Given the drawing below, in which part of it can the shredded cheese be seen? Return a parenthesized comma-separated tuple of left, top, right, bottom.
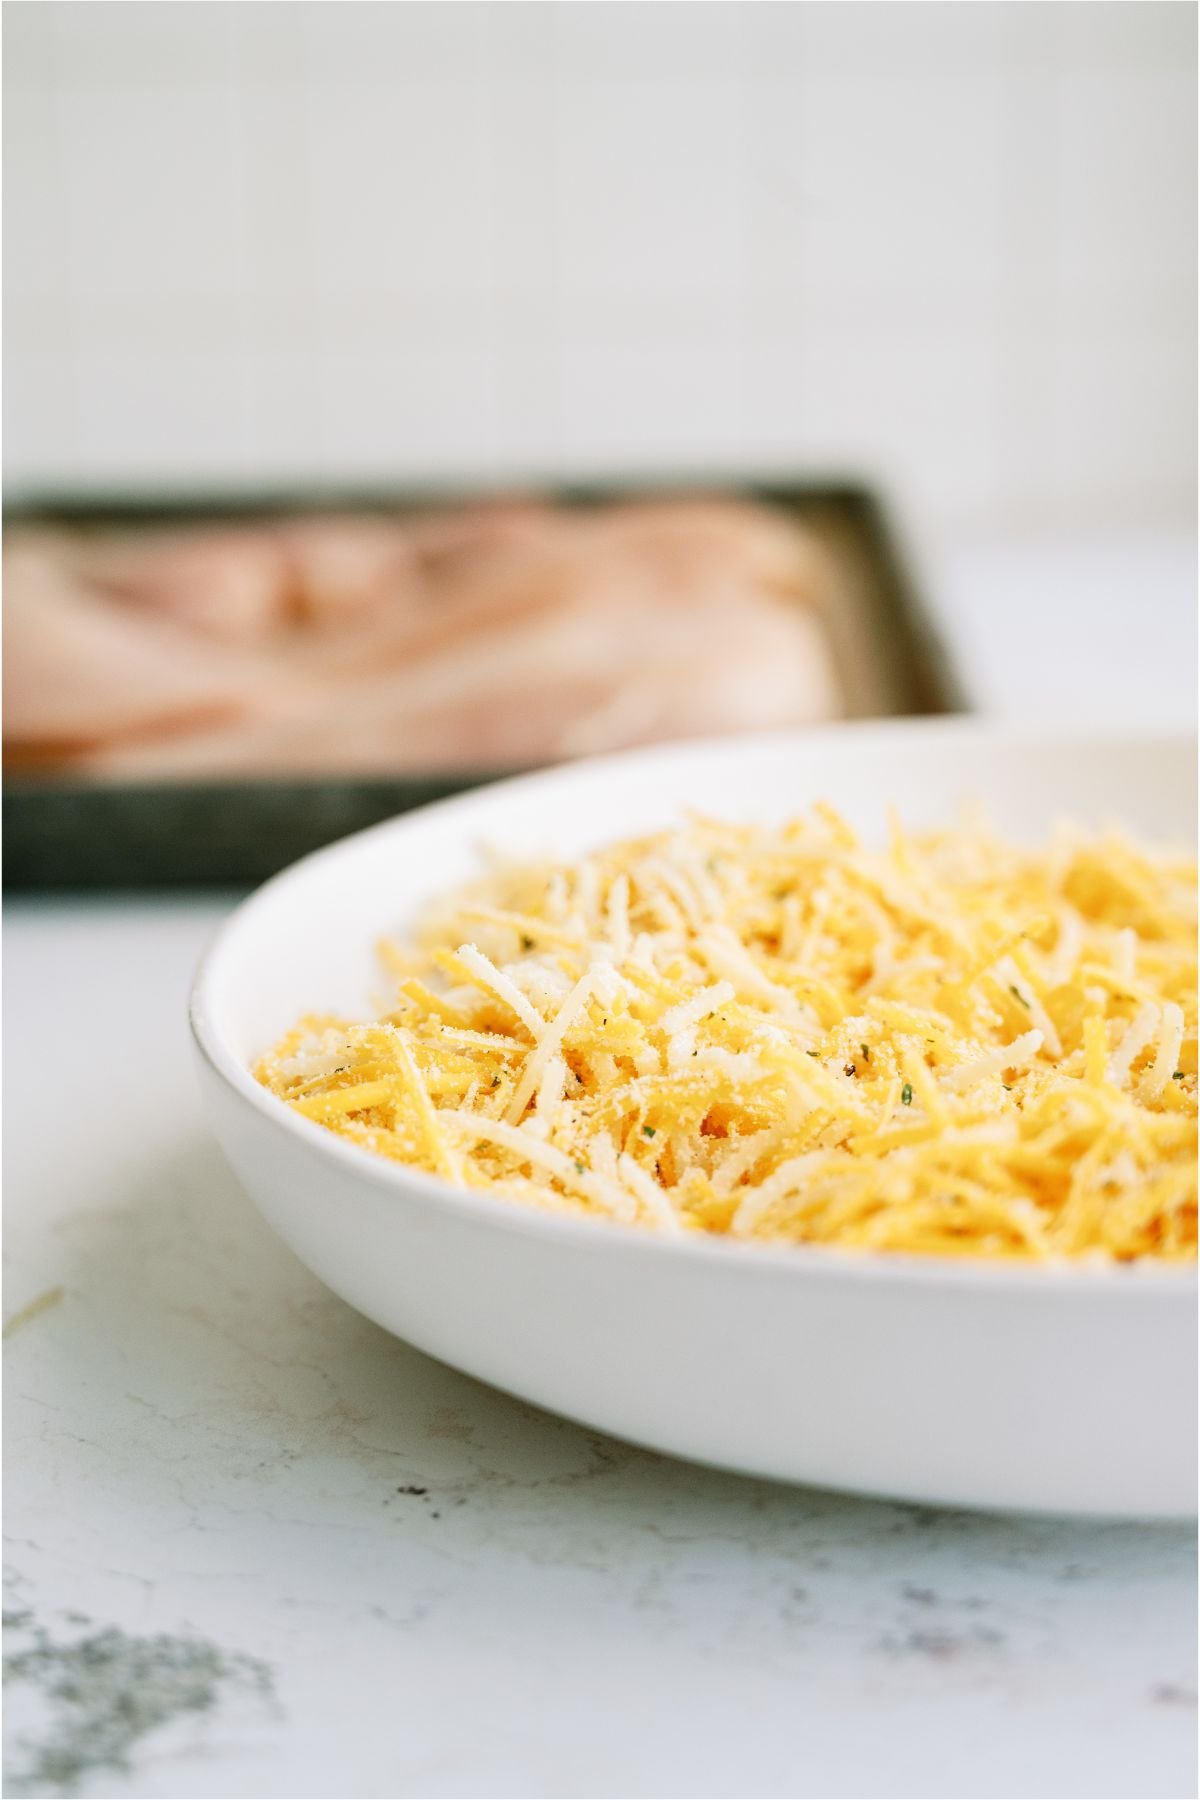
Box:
(256, 807, 1198, 1263)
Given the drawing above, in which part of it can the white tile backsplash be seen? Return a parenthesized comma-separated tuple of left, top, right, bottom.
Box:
(65, 343, 257, 482)
(478, 80, 563, 310)
(2, 73, 71, 313)
(793, 323, 1008, 525)
(300, 1, 490, 86)
(3, 0, 1194, 536)
(556, 336, 752, 467)
(30, 0, 241, 85)
(314, 342, 504, 473)
(782, 70, 1009, 317)
(302, 78, 493, 307)
(1049, 0, 1197, 70)
(553, 2, 749, 80)
(792, 1, 1012, 73)
(57, 80, 256, 307)
(1046, 323, 1198, 524)
(556, 78, 749, 313)
(1054, 66, 1197, 329)
(2, 344, 80, 479)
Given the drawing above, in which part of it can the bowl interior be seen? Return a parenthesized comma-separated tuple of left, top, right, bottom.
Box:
(198, 721, 1195, 1074)
(197, 721, 1196, 1068)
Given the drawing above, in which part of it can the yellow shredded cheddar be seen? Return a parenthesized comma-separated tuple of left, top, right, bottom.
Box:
(256, 807, 1198, 1262)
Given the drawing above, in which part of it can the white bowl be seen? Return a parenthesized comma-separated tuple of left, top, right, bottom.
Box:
(191, 720, 1197, 1518)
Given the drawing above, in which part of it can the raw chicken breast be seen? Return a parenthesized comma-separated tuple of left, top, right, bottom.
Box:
(64, 526, 291, 642)
(5, 496, 844, 778)
(3, 538, 274, 754)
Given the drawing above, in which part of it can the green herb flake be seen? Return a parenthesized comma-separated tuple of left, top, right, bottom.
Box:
(806, 1050, 820, 1059)
(859, 1043, 870, 1062)
(643, 1125, 656, 1138)
(1172, 1069, 1186, 1081)
(574, 1161, 586, 1175)
(521, 934, 535, 951)
(491, 1074, 501, 1087)
(1009, 984, 1030, 1007)
(900, 1082, 913, 1106)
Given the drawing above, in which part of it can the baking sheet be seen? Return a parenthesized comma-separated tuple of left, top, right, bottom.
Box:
(3, 480, 965, 888)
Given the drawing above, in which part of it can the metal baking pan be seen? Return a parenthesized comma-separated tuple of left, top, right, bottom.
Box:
(3, 478, 966, 889)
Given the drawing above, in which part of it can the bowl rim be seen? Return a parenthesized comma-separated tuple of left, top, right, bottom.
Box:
(191, 716, 1198, 1297)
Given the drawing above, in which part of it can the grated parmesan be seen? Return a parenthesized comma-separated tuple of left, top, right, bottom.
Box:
(256, 806, 1198, 1263)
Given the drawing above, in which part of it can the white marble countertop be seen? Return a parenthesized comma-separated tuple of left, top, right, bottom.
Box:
(5, 533, 1197, 1800)
(919, 528, 1196, 730)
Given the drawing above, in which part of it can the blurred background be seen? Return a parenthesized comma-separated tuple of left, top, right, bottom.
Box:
(3, 0, 1197, 880)
(6, 0, 1196, 526)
